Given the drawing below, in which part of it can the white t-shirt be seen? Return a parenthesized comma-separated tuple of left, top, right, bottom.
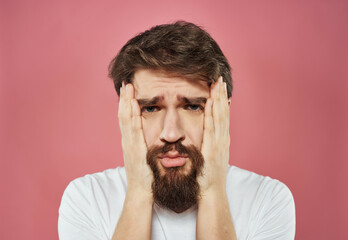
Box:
(58, 166, 296, 240)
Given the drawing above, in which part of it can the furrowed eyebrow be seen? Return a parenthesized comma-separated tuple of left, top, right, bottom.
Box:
(178, 96, 207, 104)
(136, 96, 207, 106)
(137, 96, 164, 106)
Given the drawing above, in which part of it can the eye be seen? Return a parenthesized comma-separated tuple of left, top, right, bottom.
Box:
(185, 104, 204, 112)
(141, 106, 160, 113)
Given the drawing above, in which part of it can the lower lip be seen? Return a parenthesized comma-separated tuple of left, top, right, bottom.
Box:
(160, 157, 187, 168)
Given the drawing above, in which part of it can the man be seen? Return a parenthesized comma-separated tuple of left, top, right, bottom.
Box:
(58, 21, 295, 240)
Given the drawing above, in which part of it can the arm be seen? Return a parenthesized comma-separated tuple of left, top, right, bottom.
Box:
(112, 189, 153, 239)
(112, 82, 154, 240)
(197, 187, 237, 240)
(196, 77, 237, 240)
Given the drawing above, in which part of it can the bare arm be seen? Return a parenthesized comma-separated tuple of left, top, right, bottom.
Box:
(196, 77, 237, 240)
(197, 187, 236, 240)
(112, 189, 153, 240)
(112, 83, 154, 240)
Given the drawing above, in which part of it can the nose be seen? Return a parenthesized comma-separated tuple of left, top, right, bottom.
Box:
(159, 108, 185, 144)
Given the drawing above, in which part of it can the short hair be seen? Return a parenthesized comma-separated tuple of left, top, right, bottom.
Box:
(108, 20, 233, 98)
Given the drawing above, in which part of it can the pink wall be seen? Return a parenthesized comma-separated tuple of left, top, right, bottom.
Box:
(1, 0, 347, 239)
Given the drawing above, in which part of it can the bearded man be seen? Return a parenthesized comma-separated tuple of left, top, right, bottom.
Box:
(58, 21, 296, 240)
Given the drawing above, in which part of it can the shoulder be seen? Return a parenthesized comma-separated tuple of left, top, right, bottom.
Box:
(69, 167, 126, 187)
(58, 167, 127, 239)
(227, 165, 294, 201)
(60, 167, 127, 209)
(227, 166, 296, 239)
(63, 167, 126, 193)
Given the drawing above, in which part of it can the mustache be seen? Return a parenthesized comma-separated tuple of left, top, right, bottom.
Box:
(147, 141, 194, 157)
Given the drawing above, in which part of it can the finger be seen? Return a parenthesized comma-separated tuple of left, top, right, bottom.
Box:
(131, 99, 142, 131)
(118, 82, 132, 136)
(223, 82, 228, 99)
(217, 76, 228, 103)
(219, 80, 229, 109)
(223, 82, 231, 124)
(131, 99, 148, 150)
(210, 76, 221, 100)
(126, 83, 135, 100)
(203, 98, 214, 132)
(219, 77, 225, 99)
(118, 81, 129, 118)
(120, 81, 126, 98)
(122, 83, 134, 119)
(202, 98, 214, 153)
(213, 77, 229, 137)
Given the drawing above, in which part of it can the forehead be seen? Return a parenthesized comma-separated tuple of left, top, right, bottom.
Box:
(133, 69, 210, 99)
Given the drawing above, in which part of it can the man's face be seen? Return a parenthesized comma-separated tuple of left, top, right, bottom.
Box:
(133, 69, 210, 212)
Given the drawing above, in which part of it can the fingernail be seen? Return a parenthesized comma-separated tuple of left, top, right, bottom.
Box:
(219, 76, 223, 85)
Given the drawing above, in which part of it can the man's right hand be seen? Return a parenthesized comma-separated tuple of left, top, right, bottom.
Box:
(118, 81, 153, 197)
(113, 81, 154, 240)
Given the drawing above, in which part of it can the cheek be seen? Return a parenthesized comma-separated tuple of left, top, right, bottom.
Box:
(181, 114, 204, 149)
(142, 116, 162, 147)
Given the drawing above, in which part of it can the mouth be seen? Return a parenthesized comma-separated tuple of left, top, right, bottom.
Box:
(159, 152, 188, 168)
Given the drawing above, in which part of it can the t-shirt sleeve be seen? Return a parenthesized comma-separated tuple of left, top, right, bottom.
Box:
(58, 179, 105, 240)
(250, 180, 296, 240)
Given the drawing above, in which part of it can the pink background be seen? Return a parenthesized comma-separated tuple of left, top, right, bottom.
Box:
(1, 0, 347, 239)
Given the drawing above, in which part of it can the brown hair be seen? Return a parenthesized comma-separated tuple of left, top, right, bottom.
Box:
(108, 20, 233, 98)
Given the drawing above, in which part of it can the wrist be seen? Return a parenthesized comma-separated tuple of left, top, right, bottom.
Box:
(200, 175, 226, 195)
(126, 187, 154, 206)
(199, 183, 227, 204)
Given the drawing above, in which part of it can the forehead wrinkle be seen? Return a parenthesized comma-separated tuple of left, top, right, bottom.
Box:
(137, 95, 164, 105)
(177, 95, 207, 104)
(151, 81, 188, 90)
(134, 81, 186, 99)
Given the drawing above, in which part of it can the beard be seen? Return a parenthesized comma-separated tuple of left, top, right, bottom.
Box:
(146, 141, 204, 213)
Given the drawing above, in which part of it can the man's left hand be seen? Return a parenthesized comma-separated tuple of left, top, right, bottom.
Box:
(199, 76, 230, 195)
